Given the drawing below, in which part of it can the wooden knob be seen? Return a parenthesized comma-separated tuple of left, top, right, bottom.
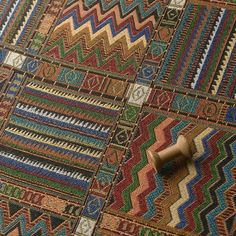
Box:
(147, 135, 193, 171)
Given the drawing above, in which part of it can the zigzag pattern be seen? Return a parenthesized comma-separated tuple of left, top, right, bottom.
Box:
(108, 115, 236, 236)
(48, 20, 145, 61)
(198, 135, 236, 235)
(215, 181, 236, 235)
(128, 117, 175, 217)
(44, 36, 138, 77)
(44, 0, 165, 77)
(148, 120, 191, 222)
(176, 130, 222, 229)
(82, 0, 164, 20)
(0, 200, 71, 236)
(110, 115, 184, 216)
(58, 1, 155, 43)
(109, 114, 162, 212)
(168, 128, 213, 227)
(0, 1, 235, 235)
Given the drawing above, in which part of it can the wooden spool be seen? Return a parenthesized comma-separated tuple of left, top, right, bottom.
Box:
(147, 135, 193, 171)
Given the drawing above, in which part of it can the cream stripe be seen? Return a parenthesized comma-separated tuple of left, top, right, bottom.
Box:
(191, 9, 225, 89)
(211, 32, 236, 95)
(168, 128, 213, 227)
(5, 127, 101, 158)
(27, 82, 120, 110)
(12, 0, 38, 45)
(0, 0, 21, 36)
(55, 17, 147, 50)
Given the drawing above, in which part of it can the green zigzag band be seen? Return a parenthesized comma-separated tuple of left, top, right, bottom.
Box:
(193, 132, 231, 233)
(121, 116, 165, 212)
(43, 38, 138, 74)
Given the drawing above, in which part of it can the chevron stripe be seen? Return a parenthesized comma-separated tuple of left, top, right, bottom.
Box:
(176, 130, 222, 230)
(147, 120, 182, 220)
(143, 120, 190, 220)
(215, 182, 236, 235)
(110, 114, 164, 210)
(168, 128, 212, 227)
(185, 132, 229, 233)
(52, 18, 147, 58)
(181, 131, 226, 231)
(120, 116, 167, 214)
(110, 116, 182, 217)
(128, 119, 173, 215)
(82, 0, 163, 20)
(44, 38, 137, 76)
(142, 118, 178, 219)
(0, 211, 48, 236)
(196, 135, 236, 235)
(58, 2, 153, 42)
(44, 0, 166, 76)
(61, 1, 155, 36)
(0, 209, 67, 236)
(205, 137, 236, 234)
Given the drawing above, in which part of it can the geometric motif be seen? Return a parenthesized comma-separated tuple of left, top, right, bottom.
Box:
(42, 0, 169, 79)
(98, 212, 173, 235)
(111, 126, 132, 147)
(102, 146, 125, 172)
(75, 217, 96, 236)
(226, 107, 236, 123)
(22, 57, 41, 73)
(4, 51, 26, 69)
(137, 64, 157, 85)
(57, 67, 85, 86)
(156, 3, 236, 99)
(91, 170, 113, 196)
(107, 111, 236, 236)
(82, 195, 105, 220)
(0, 79, 121, 200)
(0, 199, 74, 235)
(121, 104, 140, 123)
(127, 84, 151, 106)
(0, 0, 236, 235)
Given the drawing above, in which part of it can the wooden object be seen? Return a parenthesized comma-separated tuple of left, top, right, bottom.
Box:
(147, 135, 193, 171)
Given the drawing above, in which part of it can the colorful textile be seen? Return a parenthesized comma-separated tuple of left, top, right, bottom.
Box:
(0, 0, 235, 235)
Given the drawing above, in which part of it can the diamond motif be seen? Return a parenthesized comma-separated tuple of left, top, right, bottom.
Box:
(4, 52, 26, 69)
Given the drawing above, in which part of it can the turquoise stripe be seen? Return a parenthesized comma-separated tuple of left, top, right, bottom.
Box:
(206, 140, 236, 234)
(10, 115, 105, 149)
